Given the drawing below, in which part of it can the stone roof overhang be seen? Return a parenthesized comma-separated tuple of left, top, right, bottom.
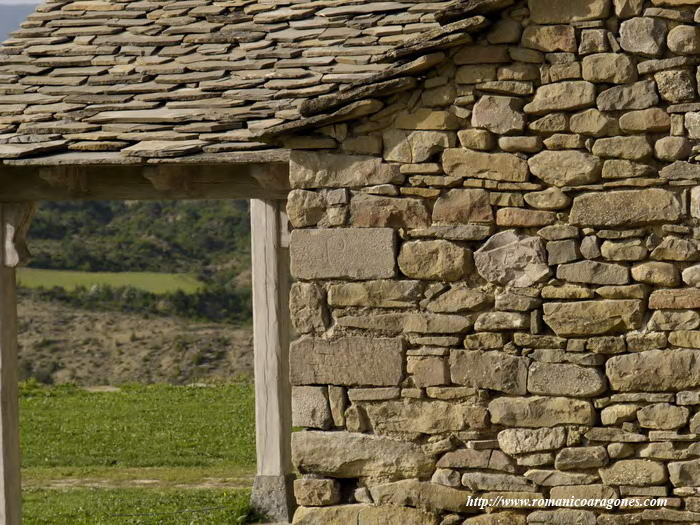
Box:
(0, 0, 488, 166)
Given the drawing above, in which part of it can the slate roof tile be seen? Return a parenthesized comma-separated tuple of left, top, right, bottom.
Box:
(0, 0, 493, 161)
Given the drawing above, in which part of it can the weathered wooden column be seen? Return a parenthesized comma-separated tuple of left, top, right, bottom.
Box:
(0, 203, 34, 525)
(250, 199, 294, 522)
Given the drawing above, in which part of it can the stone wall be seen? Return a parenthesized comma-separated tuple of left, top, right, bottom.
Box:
(284, 1, 700, 523)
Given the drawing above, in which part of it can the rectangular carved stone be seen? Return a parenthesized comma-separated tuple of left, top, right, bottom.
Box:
(290, 228, 396, 280)
(607, 349, 700, 392)
(543, 300, 644, 336)
(290, 150, 400, 189)
(450, 350, 528, 395)
(570, 189, 683, 227)
(290, 337, 403, 387)
(363, 400, 488, 434)
(292, 431, 434, 479)
(649, 289, 700, 309)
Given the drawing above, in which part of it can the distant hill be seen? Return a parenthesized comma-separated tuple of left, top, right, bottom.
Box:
(0, 4, 36, 42)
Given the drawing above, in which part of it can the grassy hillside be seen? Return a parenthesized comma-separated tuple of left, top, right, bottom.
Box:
(25, 200, 253, 325)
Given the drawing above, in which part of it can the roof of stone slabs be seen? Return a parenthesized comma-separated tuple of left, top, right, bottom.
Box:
(0, 0, 494, 164)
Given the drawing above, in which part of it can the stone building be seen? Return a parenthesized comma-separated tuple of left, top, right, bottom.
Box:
(4, 0, 700, 523)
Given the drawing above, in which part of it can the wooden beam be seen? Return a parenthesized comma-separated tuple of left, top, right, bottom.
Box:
(250, 199, 294, 522)
(0, 163, 290, 202)
(0, 203, 33, 525)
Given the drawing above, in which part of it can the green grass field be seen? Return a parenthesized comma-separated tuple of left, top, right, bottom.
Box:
(20, 382, 259, 524)
(18, 269, 205, 295)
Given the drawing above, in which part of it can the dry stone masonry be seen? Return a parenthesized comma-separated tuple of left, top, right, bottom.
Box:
(270, 0, 700, 523)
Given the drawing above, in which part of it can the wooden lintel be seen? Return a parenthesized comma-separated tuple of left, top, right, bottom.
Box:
(0, 162, 290, 202)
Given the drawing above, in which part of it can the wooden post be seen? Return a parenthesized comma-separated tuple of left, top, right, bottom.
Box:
(250, 199, 294, 522)
(0, 203, 34, 525)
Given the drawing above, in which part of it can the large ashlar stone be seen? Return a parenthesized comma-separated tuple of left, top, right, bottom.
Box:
(669, 459, 700, 488)
(557, 261, 629, 285)
(592, 136, 652, 161)
(290, 337, 403, 387)
(525, 470, 599, 487)
(294, 478, 340, 507)
(528, 510, 596, 525)
(426, 285, 491, 313)
(582, 53, 636, 84)
(619, 108, 670, 133)
(596, 81, 659, 111)
(398, 240, 472, 281)
(336, 313, 473, 335)
(291, 229, 395, 280)
(496, 208, 555, 228)
(599, 460, 667, 486)
(637, 403, 689, 430)
(668, 25, 700, 55)
(293, 504, 438, 525)
(350, 194, 430, 228)
(442, 149, 529, 182)
(661, 161, 700, 180)
(606, 349, 700, 392)
(290, 151, 399, 189)
(450, 350, 529, 395)
(290, 282, 329, 334)
(472, 96, 525, 135)
(619, 17, 667, 56)
(655, 70, 696, 104)
(686, 113, 700, 140)
(528, 150, 602, 187)
(465, 513, 528, 525)
(498, 427, 566, 455)
(650, 289, 700, 309)
(292, 386, 332, 429)
(364, 400, 487, 434)
(432, 189, 494, 224)
(570, 189, 682, 227)
(524, 187, 570, 210)
(474, 230, 550, 288)
(438, 448, 515, 472)
(287, 190, 326, 228)
(528, 0, 611, 23)
(648, 310, 700, 331)
(383, 129, 456, 164)
(631, 262, 679, 287)
(462, 472, 535, 492)
(527, 362, 607, 397)
(525, 81, 596, 115)
(489, 396, 596, 427)
(368, 479, 468, 514)
(327, 280, 422, 308)
(570, 109, 619, 137)
(521, 25, 576, 53)
(543, 300, 644, 336)
(555, 447, 608, 471)
(292, 432, 434, 479)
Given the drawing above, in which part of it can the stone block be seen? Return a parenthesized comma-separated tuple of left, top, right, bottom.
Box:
(474, 230, 550, 288)
(290, 151, 399, 189)
(442, 148, 529, 182)
(364, 400, 488, 434)
(527, 362, 607, 397)
(294, 478, 341, 507)
(528, 150, 602, 187)
(607, 349, 700, 391)
(290, 337, 403, 387)
(570, 189, 682, 227)
(292, 386, 332, 429)
(543, 300, 644, 336)
(450, 350, 528, 395)
(432, 189, 494, 224)
(398, 240, 472, 281)
(349, 194, 429, 228)
(489, 396, 596, 427)
(290, 228, 395, 280)
(529, 0, 611, 23)
(498, 427, 567, 455)
(290, 283, 328, 334)
(327, 280, 422, 308)
(292, 431, 434, 479)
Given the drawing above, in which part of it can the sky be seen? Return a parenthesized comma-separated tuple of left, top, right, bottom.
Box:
(0, 1, 40, 4)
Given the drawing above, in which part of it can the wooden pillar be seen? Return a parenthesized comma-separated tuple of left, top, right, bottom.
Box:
(249, 199, 294, 522)
(0, 203, 34, 525)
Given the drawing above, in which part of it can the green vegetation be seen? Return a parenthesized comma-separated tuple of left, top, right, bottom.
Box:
(25, 200, 254, 324)
(18, 269, 204, 295)
(21, 382, 259, 524)
(21, 382, 256, 469)
(24, 488, 255, 525)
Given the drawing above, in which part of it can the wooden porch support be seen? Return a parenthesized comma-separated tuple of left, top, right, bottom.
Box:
(249, 199, 294, 522)
(0, 203, 35, 525)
